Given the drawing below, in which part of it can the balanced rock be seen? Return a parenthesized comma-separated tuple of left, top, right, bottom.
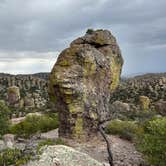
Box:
(7, 86, 20, 106)
(49, 29, 123, 140)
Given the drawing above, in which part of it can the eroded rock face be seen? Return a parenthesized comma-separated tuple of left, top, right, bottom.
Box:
(49, 29, 123, 140)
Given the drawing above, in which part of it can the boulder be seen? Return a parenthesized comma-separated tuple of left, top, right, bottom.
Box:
(154, 100, 166, 116)
(109, 101, 130, 119)
(27, 145, 104, 166)
(110, 101, 130, 113)
(3, 134, 15, 149)
(7, 86, 20, 106)
(49, 29, 123, 140)
(24, 96, 35, 108)
(139, 96, 150, 111)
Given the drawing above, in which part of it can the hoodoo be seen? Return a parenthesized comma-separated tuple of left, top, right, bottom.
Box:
(49, 29, 123, 140)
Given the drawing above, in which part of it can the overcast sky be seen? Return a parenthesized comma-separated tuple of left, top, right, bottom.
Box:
(0, 0, 166, 76)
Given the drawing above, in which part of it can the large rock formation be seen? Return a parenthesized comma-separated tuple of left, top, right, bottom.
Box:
(49, 29, 123, 140)
(7, 86, 20, 106)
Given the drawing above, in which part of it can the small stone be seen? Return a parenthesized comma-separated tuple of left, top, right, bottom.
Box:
(3, 134, 15, 148)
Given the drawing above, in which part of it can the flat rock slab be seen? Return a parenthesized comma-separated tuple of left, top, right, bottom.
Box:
(27, 145, 105, 166)
(40, 129, 59, 140)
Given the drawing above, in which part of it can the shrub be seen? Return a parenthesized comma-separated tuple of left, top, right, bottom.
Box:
(126, 109, 157, 122)
(0, 148, 30, 166)
(105, 119, 143, 141)
(0, 101, 11, 136)
(10, 113, 59, 138)
(86, 29, 94, 34)
(137, 117, 166, 166)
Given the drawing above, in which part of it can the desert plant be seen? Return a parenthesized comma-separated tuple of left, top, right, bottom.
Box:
(105, 119, 144, 141)
(86, 29, 94, 34)
(0, 148, 31, 166)
(137, 117, 166, 166)
(10, 113, 59, 138)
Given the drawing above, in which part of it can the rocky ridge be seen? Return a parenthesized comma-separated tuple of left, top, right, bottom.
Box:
(111, 73, 166, 104)
(0, 73, 49, 109)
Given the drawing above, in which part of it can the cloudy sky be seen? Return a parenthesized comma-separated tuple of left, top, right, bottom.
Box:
(0, 0, 166, 76)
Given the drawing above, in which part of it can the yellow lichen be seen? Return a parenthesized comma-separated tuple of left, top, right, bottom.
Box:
(139, 96, 150, 111)
(83, 56, 96, 76)
(68, 103, 83, 114)
(110, 57, 121, 91)
(74, 117, 83, 139)
(59, 60, 71, 66)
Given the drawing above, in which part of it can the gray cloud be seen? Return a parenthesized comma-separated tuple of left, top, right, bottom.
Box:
(0, 0, 166, 75)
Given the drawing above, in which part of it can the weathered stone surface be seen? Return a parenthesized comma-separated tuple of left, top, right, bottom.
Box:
(110, 101, 130, 113)
(24, 96, 35, 108)
(7, 86, 20, 106)
(27, 145, 104, 166)
(109, 101, 131, 119)
(139, 96, 150, 111)
(154, 100, 166, 116)
(49, 29, 123, 140)
(3, 134, 15, 149)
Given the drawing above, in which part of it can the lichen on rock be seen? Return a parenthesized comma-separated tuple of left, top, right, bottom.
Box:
(7, 86, 20, 106)
(139, 96, 150, 111)
(49, 29, 123, 140)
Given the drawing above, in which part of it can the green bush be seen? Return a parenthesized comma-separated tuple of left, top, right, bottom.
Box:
(137, 117, 166, 166)
(0, 101, 11, 136)
(0, 148, 30, 166)
(105, 119, 143, 141)
(86, 29, 94, 34)
(10, 113, 59, 138)
(126, 109, 157, 122)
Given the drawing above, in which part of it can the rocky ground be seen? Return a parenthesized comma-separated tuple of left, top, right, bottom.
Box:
(65, 134, 144, 166)
(30, 129, 144, 166)
(0, 128, 145, 166)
